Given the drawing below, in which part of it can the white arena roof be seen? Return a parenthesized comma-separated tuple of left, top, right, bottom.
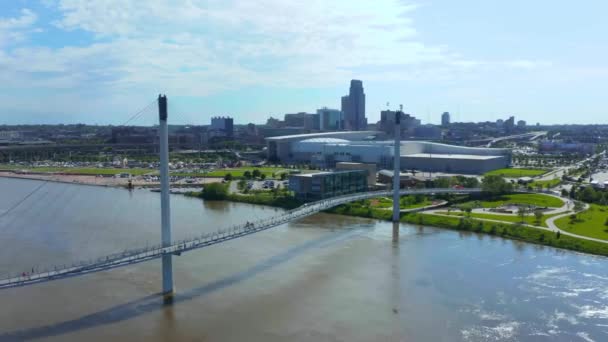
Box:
(298, 138, 350, 144)
(403, 153, 504, 160)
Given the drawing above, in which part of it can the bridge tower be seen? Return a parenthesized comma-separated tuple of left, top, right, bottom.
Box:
(393, 108, 402, 222)
(158, 94, 174, 301)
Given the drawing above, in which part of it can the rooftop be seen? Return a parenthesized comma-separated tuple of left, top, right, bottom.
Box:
(265, 131, 380, 141)
(402, 153, 504, 160)
(290, 169, 368, 178)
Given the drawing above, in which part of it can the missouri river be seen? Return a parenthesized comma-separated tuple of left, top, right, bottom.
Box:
(0, 177, 607, 341)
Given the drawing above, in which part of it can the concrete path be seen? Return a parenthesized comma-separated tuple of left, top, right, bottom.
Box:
(467, 193, 571, 216)
(381, 200, 448, 213)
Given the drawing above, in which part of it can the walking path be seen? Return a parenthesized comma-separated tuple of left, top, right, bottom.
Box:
(424, 202, 607, 244)
(468, 193, 571, 216)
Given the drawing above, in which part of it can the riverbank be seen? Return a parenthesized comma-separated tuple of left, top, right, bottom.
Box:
(184, 189, 608, 257)
(326, 203, 608, 257)
(0, 171, 221, 188)
(185, 190, 302, 209)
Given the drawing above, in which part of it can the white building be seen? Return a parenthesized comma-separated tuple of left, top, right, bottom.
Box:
(266, 132, 511, 174)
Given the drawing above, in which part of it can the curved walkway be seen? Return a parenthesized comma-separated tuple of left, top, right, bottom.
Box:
(469, 192, 571, 216)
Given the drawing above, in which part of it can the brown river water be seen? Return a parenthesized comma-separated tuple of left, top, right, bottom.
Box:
(0, 177, 607, 341)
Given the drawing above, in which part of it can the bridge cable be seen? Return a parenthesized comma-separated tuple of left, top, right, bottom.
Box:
(0, 180, 48, 220)
(119, 100, 157, 126)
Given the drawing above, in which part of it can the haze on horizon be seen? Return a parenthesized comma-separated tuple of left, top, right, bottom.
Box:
(0, 0, 607, 126)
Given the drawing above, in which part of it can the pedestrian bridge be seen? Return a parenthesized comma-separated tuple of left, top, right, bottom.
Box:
(0, 188, 480, 290)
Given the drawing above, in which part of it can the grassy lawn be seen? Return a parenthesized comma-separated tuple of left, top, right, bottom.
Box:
(462, 193, 564, 208)
(367, 196, 433, 210)
(484, 168, 548, 177)
(204, 167, 300, 178)
(529, 178, 561, 189)
(554, 204, 608, 241)
(435, 211, 560, 227)
(0, 164, 22, 170)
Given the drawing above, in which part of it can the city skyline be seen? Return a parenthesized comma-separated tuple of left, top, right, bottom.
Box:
(1, 1, 607, 125)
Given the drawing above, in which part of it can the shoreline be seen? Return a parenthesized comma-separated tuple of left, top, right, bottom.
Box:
(0, 172, 222, 189)
(185, 192, 608, 257)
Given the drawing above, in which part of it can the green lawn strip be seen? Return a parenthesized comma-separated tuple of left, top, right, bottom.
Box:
(554, 204, 608, 241)
(434, 211, 560, 228)
(367, 197, 434, 210)
(461, 193, 564, 208)
(484, 168, 548, 177)
(529, 178, 562, 189)
(205, 167, 294, 178)
(0, 164, 23, 170)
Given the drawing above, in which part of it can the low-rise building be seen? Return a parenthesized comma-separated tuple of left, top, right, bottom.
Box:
(288, 170, 368, 201)
(335, 162, 376, 187)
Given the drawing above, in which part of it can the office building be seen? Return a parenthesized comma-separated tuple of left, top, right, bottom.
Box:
(504, 116, 515, 132)
(335, 162, 377, 186)
(288, 170, 368, 201)
(378, 110, 420, 137)
(284, 112, 319, 130)
(441, 112, 450, 126)
(210, 117, 234, 137)
(317, 108, 343, 131)
(341, 80, 367, 131)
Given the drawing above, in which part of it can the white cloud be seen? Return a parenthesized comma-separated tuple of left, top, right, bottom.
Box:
(0, 8, 38, 46)
(0, 0, 555, 123)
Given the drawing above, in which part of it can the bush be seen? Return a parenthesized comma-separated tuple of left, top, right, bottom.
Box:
(200, 183, 228, 200)
(224, 173, 233, 181)
(489, 225, 497, 235)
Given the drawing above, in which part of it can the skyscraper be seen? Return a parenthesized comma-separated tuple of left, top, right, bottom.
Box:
(441, 112, 450, 126)
(341, 80, 367, 131)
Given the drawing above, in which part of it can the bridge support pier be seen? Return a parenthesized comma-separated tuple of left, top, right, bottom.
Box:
(392, 108, 402, 222)
(159, 95, 174, 302)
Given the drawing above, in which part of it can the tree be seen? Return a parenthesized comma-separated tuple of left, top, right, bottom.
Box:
(464, 206, 473, 218)
(243, 170, 252, 179)
(260, 174, 267, 180)
(252, 169, 261, 178)
(569, 186, 577, 199)
(561, 189, 569, 197)
(534, 209, 544, 225)
(481, 175, 513, 196)
(280, 173, 287, 181)
(224, 173, 233, 181)
(517, 206, 527, 223)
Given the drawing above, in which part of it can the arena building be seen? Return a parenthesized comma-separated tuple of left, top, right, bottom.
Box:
(266, 132, 511, 174)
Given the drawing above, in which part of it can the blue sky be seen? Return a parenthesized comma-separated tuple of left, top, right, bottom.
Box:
(0, 0, 607, 126)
